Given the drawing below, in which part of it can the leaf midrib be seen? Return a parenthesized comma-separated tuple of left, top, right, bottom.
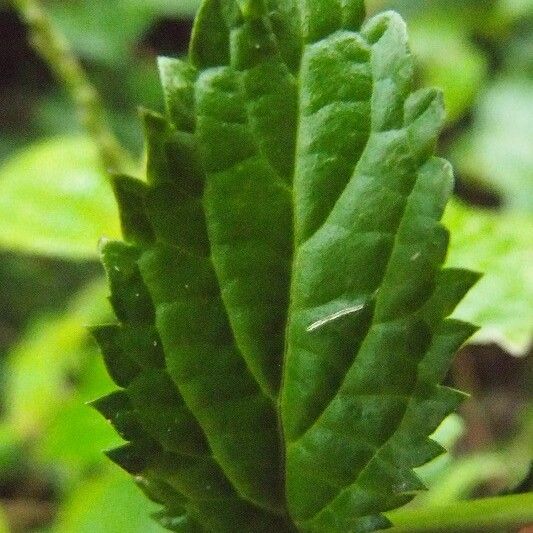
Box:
(276, 12, 379, 529)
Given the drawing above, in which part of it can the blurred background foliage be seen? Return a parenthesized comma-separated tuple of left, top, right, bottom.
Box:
(0, 0, 531, 531)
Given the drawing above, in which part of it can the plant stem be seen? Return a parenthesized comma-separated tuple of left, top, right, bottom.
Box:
(10, 0, 133, 174)
(384, 492, 533, 532)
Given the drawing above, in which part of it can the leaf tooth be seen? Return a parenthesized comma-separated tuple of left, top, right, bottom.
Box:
(404, 88, 446, 165)
(100, 240, 155, 324)
(142, 108, 206, 195)
(388, 436, 446, 471)
(141, 109, 176, 186)
(89, 390, 144, 442)
(378, 384, 466, 470)
(298, 0, 343, 43)
(107, 437, 246, 514)
(189, 0, 231, 68)
(363, 12, 413, 132)
(127, 368, 210, 457)
(340, 0, 366, 31)
(418, 319, 478, 384)
(423, 268, 481, 329)
(93, 322, 165, 371)
(235, 0, 268, 23)
(137, 476, 189, 512)
(91, 324, 142, 387)
(106, 441, 154, 475)
(111, 175, 155, 246)
(158, 57, 198, 132)
(152, 510, 205, 533)
(404, 87, 443, 125)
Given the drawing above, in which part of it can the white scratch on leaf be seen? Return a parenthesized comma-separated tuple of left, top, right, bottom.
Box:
(306, 303, 365, 332)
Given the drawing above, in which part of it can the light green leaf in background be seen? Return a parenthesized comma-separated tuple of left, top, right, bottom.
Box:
(414, 413, 465, 489)
(35, 349, 121, 484)
(0, 507, 8, 533)
(54, 469, 166, 533)
(496, 0, 533, 22)
(3, 279, 113, 441)
(45, 0, 199, 67)
(0, 136, 120, 259)
(407, 18, 487, 123)
(142, 0, 200, 17)
(451, 77, 533, 212)
(444, 200, 533, 355)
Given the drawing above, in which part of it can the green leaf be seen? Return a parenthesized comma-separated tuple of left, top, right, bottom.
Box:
(94, 1, 479, 531)
(0, 136, 120, 259)
(46, 0, 199, 67)
(451, 77, 533, 212)
(143, 0, 201, 18)
(0, 506, 8, 533)
(413, 413, 465, 490)
(496, 0, 533, 23)
(55, 468, 167, 533)
(96, 237, 288, 531)
(444, 200, 533, 355)
(406, 17, 487, 123)
(3, 279, 112, 440)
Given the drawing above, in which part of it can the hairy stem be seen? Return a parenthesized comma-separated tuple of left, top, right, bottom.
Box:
(385, 492, 533, 532)
(10, 0, 133, 174)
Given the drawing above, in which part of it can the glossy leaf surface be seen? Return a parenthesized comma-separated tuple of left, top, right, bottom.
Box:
(94, 0, 477, 530)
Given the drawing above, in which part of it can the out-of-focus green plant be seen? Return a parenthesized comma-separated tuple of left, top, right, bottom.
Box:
(54, 469, 166, 533)
(0, 136, 120, 259)
(452, 77, 533, 213)
(3, 280, 111, 442)
(445, 201, 533, 355)
(0, 280, 168, 531)
(420, 408, 533, 506)
(44, 0, 196, 67)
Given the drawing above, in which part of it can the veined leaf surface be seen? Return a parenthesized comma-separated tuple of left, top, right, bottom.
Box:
(94, 0, 478, 531)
